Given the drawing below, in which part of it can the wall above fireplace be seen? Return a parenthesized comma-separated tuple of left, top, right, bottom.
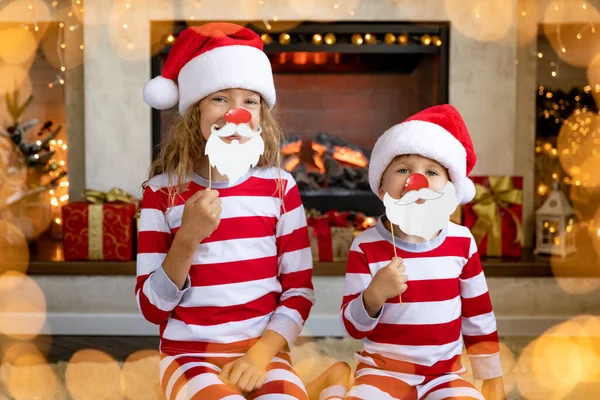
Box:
(150, 21, 449, 216)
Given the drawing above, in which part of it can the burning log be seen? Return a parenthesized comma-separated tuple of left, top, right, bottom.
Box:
(323, 154, 346, 188)
(293, 162, 320, 191)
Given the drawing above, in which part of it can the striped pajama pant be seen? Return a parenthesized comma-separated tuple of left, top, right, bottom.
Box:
(343, 363, 485, 400)
(160, 352, 308, 400)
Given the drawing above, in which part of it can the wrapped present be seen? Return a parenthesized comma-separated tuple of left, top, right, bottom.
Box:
(463, 176, 524, 258)
(61, 188, 138, 261)
(306, 210, 355, 262)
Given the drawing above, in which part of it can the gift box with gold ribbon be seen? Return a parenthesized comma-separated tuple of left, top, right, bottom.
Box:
(463, 176, 524, 258)
(61, 188, 139, 261)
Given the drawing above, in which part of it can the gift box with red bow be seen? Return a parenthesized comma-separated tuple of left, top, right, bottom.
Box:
(306, 209, 355, 262)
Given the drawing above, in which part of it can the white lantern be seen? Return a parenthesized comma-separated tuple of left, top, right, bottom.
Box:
(534, 181, 576, 257)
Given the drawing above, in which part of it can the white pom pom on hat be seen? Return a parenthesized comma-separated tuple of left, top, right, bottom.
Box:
(143, 76, 179, 110)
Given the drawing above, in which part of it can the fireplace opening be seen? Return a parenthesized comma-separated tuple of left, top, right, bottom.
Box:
(151, 21, 449, 216)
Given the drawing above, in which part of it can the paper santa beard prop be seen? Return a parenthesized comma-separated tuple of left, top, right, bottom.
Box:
(205, 108, 265, 184)
(384, 176, 459, 240)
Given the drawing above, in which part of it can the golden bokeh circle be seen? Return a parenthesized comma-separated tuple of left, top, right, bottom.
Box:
(444, 0, 514, 42)
(4, 351, 61, 400)
(121, 349, 162, 399)
(557, 110, 600, 181)
(0, 28, 38, 65)
(543, 0, 600, 68)
(65, 349, 122, 400)
(0, 220, 29, 276)
(0, 271, 47, 340)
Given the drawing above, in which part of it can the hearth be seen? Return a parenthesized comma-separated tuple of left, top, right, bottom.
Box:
(151, 21, 449, 216)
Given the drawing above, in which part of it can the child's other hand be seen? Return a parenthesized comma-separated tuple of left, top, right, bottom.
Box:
(178, 189, 221, 244)
(219, 355, 267, 394)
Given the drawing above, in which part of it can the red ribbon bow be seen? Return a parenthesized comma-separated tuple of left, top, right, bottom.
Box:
(307, 211, 351, 262)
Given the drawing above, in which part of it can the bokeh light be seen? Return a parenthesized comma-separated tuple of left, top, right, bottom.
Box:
(65, 349, 122, 400)
(444, 0, 514, 42)
(556, 110, 600, 186)
(0, 220, 29, 276)
(516, 0, 543, 47)
(516, 316, 600, 399)
(0, 136, 27, 210)
(543, 0, 600, 68)
(0, 28, 38, 65)
(4, 350, 62, 400)
(0, 64, 29, 97)
(107, 0, 174, 61)
(1, 191, 53, 243)
(121, 349, 163, 399)
(0, 271, 47, 340)
(551, 222, 600, 295)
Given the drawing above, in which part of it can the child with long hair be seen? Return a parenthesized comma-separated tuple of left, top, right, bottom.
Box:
(137, 23, 349, 400)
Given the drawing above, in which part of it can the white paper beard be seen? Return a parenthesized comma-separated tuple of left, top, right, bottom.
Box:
(205, 132, 265, 184)
(383, 181, 459, 240)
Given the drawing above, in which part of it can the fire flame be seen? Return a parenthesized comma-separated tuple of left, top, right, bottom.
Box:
(281, 140, 302, 155)
(284, 155, 301, 172)
(332, 146, 368, 167)
(311, 142, 327, 155)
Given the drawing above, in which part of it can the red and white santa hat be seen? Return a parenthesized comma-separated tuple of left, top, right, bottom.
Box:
(368, 104, 477, 204)
(143, 22, 276, 115)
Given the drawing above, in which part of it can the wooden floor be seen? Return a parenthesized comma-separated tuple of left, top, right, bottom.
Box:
(0, 335, 160, 363)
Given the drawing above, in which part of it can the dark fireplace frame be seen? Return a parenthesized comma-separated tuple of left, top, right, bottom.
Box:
(150, 21, 450, 216)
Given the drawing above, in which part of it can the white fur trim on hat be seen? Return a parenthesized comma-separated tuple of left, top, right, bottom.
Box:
(177, 45, 276, 115)
(369, 120, 473, 204)
(143, 76, 179, 110)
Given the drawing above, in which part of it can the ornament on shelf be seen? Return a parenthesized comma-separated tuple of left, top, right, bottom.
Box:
(534, 181, 577, 257)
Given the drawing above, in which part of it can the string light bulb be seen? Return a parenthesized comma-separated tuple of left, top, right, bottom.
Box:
(351, 33, 364, 45)
(384, 33, 396, 44)
(421, 34, 432, 46)
(261, 34, 273, 45)
(278, 33, 291, 45)
(312, 34, 323, 45)
(397, 33, 408, 45)
(324, 33, 336, 45)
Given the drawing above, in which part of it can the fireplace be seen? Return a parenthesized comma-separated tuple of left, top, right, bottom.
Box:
(151, 21, 449, 216)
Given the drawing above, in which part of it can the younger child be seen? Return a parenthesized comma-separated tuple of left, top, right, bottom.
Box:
(138, 23, 349, 400)
(341, 105, 506, 400)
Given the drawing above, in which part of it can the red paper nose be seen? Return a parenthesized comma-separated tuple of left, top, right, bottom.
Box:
(225, 108, 252, 124)
(405, 173, 429, 192)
